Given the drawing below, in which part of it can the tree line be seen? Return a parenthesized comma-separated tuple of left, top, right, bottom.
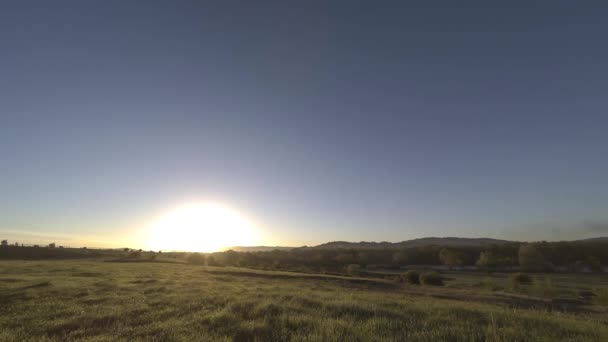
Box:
(174, 240, 607, 273)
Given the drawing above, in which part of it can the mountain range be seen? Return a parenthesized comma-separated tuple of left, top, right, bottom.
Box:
(228, 236, 608, 252)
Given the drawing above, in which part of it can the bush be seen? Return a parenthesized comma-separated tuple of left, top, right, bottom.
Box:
(478, 277, 501, 291)
(593, 288, 608, 306)
(509, 272, 532, 286)
(188, 253, 205, 265)
(402, 270, 420, 285)
(420, 272, 444, 286)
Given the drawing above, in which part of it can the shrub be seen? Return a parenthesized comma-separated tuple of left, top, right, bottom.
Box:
(188, 253, 205, 265)
(346, 264, 360, 276)
(420, 272, 444, 286)
(478, 277, 501, 291)
(593, 288, 608, 306)
(129, 251, 141, 259)
(402, 270, 420, 285)
(509, 272, 532, 289)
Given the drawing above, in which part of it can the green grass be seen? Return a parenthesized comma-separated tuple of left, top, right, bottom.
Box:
(0, 260, 607, 341)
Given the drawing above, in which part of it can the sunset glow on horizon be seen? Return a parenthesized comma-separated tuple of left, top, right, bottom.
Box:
(146, 202, 261, 252)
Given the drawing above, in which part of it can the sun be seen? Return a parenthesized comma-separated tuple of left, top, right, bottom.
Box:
(147, 202, 259, 252)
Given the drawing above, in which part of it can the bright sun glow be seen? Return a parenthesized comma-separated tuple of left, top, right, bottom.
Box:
(147, 202, 259, 252)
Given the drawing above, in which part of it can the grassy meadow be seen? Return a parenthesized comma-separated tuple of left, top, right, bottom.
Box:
(1, 260, 607, 341)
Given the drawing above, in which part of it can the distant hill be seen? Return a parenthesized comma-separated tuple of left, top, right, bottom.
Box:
(573, 237, 608, 243)
(305, 237, 512, 250)
(214, 236, 608, 253)
(226, 246, 295, 252)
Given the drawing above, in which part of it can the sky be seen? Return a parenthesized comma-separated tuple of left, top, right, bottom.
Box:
(1, 1, 608, 249)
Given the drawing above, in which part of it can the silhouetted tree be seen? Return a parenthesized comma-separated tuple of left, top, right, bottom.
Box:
(392, 251, 409, 265)
(586, 256, 602, 273)
(438, 248, 463, 270)
(48, 242, 56, 248)
(0, 239, 7, 246)
(518, 244, 547, 271)
(334, 253, 356, 265)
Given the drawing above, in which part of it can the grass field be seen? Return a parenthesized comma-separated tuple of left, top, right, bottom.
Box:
(1, 260, 607, 341)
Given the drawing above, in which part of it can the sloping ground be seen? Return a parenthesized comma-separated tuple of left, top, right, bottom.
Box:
(202, 267, 600, 314)
(0, 260, 607, 341)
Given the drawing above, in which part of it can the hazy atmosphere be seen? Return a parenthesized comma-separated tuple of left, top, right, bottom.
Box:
(2, 2, 608, 341)
(2, 1, 608, 250)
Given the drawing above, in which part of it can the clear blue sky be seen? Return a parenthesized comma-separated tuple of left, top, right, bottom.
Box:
(1, 1, 607, 248)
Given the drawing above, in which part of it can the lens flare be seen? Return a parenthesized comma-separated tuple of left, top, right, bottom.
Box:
(147, 202, 259, 252)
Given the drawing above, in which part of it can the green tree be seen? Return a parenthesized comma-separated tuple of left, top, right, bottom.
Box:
(475, 250, 511, 270)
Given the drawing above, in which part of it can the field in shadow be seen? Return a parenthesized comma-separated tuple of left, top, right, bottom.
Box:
(0, 260, 606, 341)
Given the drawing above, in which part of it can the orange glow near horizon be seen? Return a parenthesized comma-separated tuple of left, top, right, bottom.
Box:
(146, 202, 260, 252)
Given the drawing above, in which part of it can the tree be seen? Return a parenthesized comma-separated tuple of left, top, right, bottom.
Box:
(206, 255, 218, 266)
(518, 244, 547, 271)
(586, 256, 602, 273)
(334, 253, 356, 265)
(438, 248, 463, 270)
(0, 240, 7, 246)
(187, 253, 205, 265)
(420, 272, 444, 286)
(392, 251, 409, 265)
(48, 242, 56, 248)
(475, 251, 511, 270)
